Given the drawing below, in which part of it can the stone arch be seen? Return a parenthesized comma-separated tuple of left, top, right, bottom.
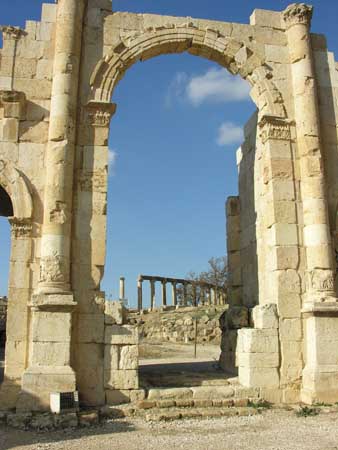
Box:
(89, 24, 286, 118)
(0, 160, 33, 220)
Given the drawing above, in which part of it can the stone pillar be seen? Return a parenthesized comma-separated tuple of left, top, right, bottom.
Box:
(161, 280, 167, 307)
(137, 277, 143, 311)
(18, 0, 85, 411)
(119, 277, 125, 300)
(211, 287, 216, 305)
(283, 3, 338, 403)
(182, 283, 187, 306)
(171, 282, 177, 306)
(226, 197, 242, 306)
(150, 280, 156, 310)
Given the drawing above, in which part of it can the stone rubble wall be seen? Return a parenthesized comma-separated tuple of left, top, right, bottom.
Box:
(128, 305, 227, 344)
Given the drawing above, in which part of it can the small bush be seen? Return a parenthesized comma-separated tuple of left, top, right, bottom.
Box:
(296, 406, 319, 417)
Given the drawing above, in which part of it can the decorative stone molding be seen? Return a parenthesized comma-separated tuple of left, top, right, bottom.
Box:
(283, 3, 313, 29)
(40, 253, 67, 284)
(309, 269, 335, 293)
(0, 90, 26, 119)
(84, 102, 117, 127)
(9, 218, 32, 239)
(259, 115, 292, 144)
(0, 25, 26, 40)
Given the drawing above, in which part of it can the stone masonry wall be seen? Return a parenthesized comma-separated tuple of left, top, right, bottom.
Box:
(128, 306, 227, 345)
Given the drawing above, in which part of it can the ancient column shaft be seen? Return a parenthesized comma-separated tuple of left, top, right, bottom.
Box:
(119, 277, 125, 300)
(38, 0, 85, 294)
(137, 278, 143, 310)
(284, 3, 336, 305)
(161, 280, 167, 306)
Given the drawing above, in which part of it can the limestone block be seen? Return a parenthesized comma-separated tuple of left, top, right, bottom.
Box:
(32, 311, 72, 343)
(119, 345, 138, 370)
(31, 342, 70, 366)
(278, 294, 301, 319)
(260, 388, 283, 404)
(4, 339, 27, 367)
(250, 9, 283, 29)
(279, 318, 302, 342)
(36, 60, 53, 80)
(104, 369, 138, 390)
(0, 77, 12, 90)
(105, 301, 126, 325)
(83, 145, 108, 170)
(105, 389, 130, 405)
(237, 328, 279, 354)
(252, 304, 278, 329)
(25, 100, 50, 121)
(237, 352, 279, 368)
(270, 270, 301, 295)
(270, 180, 296, 202)
(191, 386, 234, 400)
(239, 366, 279, 388)
(13, 79, 52, 100)
(269, 246, 299, 270)
(1, 118, 19, 142)
(8, 261, 30, 289)
(36, 22, 54, 41)
(283, 388, 300, 404)
(41, 3, 57, 23)
(77, 313, 104, 343)
(148, 388, 193, 400)
(265, 201, 297, 227)
(265, 45, 289, 64)
(76, 343, 105, 405)
(105, 325, 138, 345)
(304, 224, 331, 247)
(268, 224, 298, 247)
(104, 345, 119, 370)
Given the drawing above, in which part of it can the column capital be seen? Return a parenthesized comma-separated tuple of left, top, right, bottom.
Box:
(84, 101, 117, 127)
(0, 25, 26, 40)
(258, 115, 293, 144)
(283, 3, 313, 29)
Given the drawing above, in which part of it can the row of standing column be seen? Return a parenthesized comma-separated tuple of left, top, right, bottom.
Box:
(137, 278, 224, 311)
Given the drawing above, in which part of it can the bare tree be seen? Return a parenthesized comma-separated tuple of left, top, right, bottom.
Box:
(177, 257, 228, 305)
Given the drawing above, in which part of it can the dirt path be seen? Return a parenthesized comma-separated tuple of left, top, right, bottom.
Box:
(1, 409, 338, 450)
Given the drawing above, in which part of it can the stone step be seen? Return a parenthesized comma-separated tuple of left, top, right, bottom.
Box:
(143, 406, 261, 422)
(137, 397, 250, 410)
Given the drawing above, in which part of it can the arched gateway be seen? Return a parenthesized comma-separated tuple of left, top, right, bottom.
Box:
(0, 0, 338, 411)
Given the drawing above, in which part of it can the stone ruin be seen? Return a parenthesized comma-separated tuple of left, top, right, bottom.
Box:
(0, 0, 338, 412)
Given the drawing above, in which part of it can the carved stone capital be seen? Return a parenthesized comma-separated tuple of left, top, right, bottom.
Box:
(9, 218, 32, 239)
(259, 115, 292, 144)
(0, 90, 26, 119)
(84, 101, 117, 127)
(306, 269, 336, 298)
(0, 25, 26, 40)
(283, 3, 313, 29)
(39, 253, 67, 285)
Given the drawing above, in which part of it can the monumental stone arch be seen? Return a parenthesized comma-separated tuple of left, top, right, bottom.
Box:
(0, 0, 338, 412)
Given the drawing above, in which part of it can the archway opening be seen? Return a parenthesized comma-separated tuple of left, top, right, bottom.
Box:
(101, 49, 258, 388)
(0, 185, 12, 384)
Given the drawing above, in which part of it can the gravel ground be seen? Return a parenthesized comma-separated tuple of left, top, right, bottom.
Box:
(1, 409, 338, 450)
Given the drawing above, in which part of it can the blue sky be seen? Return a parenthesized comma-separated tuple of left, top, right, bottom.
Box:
(1, 1, 337, 307)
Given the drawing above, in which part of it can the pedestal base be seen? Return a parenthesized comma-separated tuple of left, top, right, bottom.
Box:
(301, 366, 338, 404)
(16, 366, 76, 412)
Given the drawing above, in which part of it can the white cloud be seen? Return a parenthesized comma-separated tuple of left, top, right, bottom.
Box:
(165, 72, 188, 108)
(216, 122, 243, 146)
(187, 68, 250, 106)
(108, 149, 117, 175)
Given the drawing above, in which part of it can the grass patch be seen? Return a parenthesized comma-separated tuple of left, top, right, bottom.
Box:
(296, 406, 319, 417)
(248, 399, 272, 409)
